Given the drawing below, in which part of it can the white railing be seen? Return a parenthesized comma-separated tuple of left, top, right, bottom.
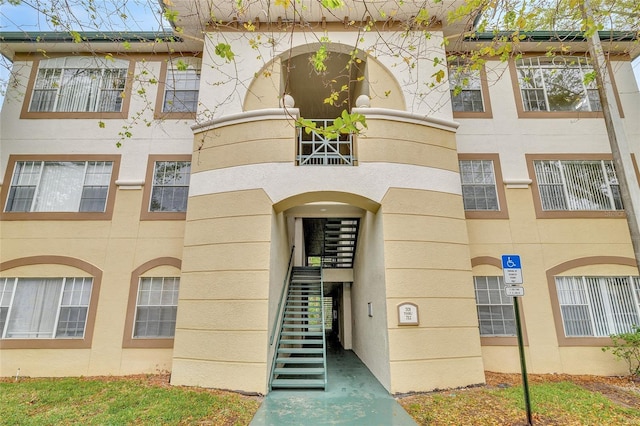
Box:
(297, 119, 354, 166)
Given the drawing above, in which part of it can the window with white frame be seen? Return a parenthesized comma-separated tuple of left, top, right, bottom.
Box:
(474, 276, 516, 336)
(555, 276, 640, 337)
(5, 160, 113, 213)
(516, 56, 601, 112)
(29, 57, 128, 113)
(449, 59, 484, 112)
(0, 277, 92, 339)
(459, 159, 499, 211)
(533, 159, 622, 211)
(133, 277, 179, 338)
(149, 161, 191, 212)
(162, 60, 201, 113)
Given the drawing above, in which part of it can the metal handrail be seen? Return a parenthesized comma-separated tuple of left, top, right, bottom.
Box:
(268, 246, 295, 391)
(320, 267, 328, 389)
(269, 245, 296, 346)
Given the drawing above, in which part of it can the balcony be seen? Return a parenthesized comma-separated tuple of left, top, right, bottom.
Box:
(297, 119, 354, 166)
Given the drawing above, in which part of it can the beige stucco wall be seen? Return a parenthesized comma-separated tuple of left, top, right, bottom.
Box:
(455, 56, 640, 378)
(242, 51, 405, 112)
(381, 188, 485, 393)
(0, 186, 184, 377)
(350, 114, 485, 393)
(352, 209, 392, 390)
(170, 189, 273, 392)
(467, 185, 637, 377)
(200, 30, 451, 121)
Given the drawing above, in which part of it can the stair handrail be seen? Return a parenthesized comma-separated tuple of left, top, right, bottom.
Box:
(320, 267, 328, 389)
(270, 245, 295, 346)
(268, 246, 295, 391)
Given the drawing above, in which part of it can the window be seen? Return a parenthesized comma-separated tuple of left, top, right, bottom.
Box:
(5, 160, 113, 213)
(1, 277, 92, 339)
(516, 56, 600, 112)
(474, 276, 516, 336)
(533, 159, 622, 211)
(449, 59, 484, 112)
(29, 57, 129, 113)
(133, 277, 179, 338)
(555, 276, 640, 337)
(459, 159, 499, 211)
(149, 161, 191, 212)
(162, 62, 200, 113)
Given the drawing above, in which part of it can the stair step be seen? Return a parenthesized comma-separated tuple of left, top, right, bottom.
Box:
(276, 357, 324, 364)
(278, 347, 323, 354)
(272, 265, 327, 391)
(281, 331, 323, 337)
(279, 339, 323, 345)
(280, 326, 323, 331)
(274, 367, 325, 375)
(285, 307, 321, 311)
(270, 379, 325, 388)
(283, 315, 321, 319)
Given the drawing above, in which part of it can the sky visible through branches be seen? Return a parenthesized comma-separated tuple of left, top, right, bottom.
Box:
(0, 0, 638, 107)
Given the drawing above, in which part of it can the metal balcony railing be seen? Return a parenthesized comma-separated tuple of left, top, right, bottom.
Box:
(297, 119, 354, 166)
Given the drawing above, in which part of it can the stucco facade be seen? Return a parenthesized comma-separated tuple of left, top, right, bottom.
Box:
(1, 1, 640, 396)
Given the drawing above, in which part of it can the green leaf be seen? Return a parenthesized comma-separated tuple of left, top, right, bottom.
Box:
(311, 45, 328, 72)
(215, 43, 235, 62)
(69, 31, 82, 43)
(163, 9, 179, 23)
(432, 69, 445, 83)
(176, 59, 188, 71)
(320, 0, 344, 9)
(583, 70, 597, 86)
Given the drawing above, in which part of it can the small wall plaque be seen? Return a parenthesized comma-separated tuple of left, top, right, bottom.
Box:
(397, 302, 419, 326)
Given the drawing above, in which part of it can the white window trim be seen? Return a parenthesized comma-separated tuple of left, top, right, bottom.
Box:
(1, 277, 93, 340)
(132, 277, 179, 339)
(556, 276, 640, 337)
(515, 56, 600, 113)
(459, 159, 500, 211)
(533, 159, 622, 212)
(448, 60, 485, 113)
(474, 276, 516, 337)
(29, 56, 129, 113)
(5, 160, 114, 213)
(148, 161, 191, 213)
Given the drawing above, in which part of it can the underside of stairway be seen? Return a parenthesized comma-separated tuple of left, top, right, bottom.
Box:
(270, 266, 327, 390)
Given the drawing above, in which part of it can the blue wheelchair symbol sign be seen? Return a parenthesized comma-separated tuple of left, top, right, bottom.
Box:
(502, 255, 521, 270)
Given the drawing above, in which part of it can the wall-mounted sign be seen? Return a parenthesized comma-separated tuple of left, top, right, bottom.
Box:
(397, 302, 419, 326)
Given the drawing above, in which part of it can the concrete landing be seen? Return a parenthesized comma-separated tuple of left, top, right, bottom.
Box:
(250, 348, 417, 426)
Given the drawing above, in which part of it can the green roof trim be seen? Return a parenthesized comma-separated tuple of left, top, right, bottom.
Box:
(467, 30, 639, 43)
(0, 31, 182, 44)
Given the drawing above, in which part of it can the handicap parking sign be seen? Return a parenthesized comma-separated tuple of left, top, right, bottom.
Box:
(502, 255, 521, 269)
(501, 255, 523, 284)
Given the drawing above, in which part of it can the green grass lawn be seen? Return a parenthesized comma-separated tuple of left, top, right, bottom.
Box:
(0, 376, 260, 425)
(2, 374, 639, 425)
(400, 380, 640, 425)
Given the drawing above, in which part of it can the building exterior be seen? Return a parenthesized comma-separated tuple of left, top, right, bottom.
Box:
(1, 1, 639, 395)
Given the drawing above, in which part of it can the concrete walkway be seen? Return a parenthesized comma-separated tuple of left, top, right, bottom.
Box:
(249, 347, 417, 426)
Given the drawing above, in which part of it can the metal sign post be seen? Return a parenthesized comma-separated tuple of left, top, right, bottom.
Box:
(501, 255, 533, 426)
